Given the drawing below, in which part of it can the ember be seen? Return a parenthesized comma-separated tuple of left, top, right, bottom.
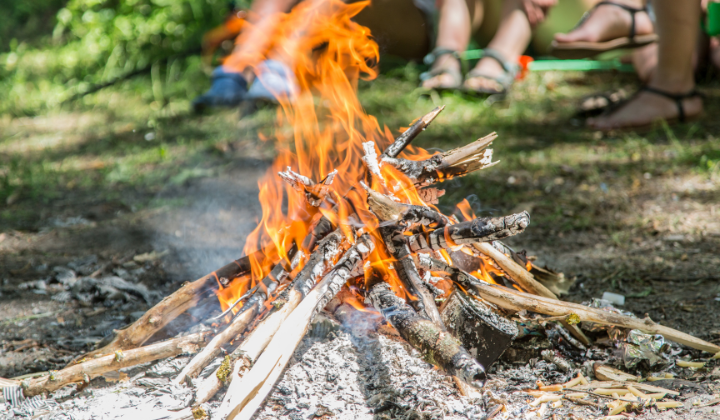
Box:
(5, 1, 720, 420)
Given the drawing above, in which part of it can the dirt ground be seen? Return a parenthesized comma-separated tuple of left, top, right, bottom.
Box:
(1, 73, 720, 418)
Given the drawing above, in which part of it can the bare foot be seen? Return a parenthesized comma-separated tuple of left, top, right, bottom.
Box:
(631, 43, 657, 83)
(421, 54, 462, 89)
(554, 1, 654, 45)
(463, 57, 509, 92)
(587, 85, 703, 131)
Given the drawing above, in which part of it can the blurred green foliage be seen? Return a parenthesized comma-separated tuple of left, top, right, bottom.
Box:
(0, 0, 232, 116)
(0, 0, 67, 52)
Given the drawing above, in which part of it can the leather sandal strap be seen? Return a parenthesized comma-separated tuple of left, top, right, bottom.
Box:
(641, 86, 703, 123)
(577, 1, 649, 41)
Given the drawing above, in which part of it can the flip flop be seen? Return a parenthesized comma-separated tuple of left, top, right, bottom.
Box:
(462, 48, 518, 96)
(419, 48, 464, 91)
(591, 86, 704, 132)
(550, 1, 658, 60)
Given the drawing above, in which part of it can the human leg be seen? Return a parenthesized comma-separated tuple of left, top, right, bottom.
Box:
(463, 0, 544, 93)
(421, 0, 481, 89)
(588, 0, 703, 130)
(551, 0, 655, 59)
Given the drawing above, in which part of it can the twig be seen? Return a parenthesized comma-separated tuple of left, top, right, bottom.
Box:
(380, 106, 445, 159)
(23, 332, 210, 397)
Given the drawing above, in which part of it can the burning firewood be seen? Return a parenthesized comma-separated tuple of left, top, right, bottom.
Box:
(192, 231, 344, 406)
(68, 257, 255, 364)
(367, 281, 487, 388)
(405, 212, 531, 252)
(381, 132, 498, 187)
(218, 235, 374, 420)
(380, 106, 444, 159)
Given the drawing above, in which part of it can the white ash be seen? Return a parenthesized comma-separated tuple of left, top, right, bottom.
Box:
(253, 317, 487, 420)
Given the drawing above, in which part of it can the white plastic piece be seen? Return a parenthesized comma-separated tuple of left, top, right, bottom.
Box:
(602, 292, 625, 306)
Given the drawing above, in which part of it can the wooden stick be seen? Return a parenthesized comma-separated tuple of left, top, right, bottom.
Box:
(193, 232, 343, 405)
(380, 106, 444, 159)
(368, 281, 486, 387)
(471, 242, 590, 345)
(382, 132, 498, 187)
(472, 242, 556, 300)
(69, 256, 257, 364)
(434, 262, 720, 353)
(218, 235, 374, 420)
(173, 303, 260, 385)
(406, 212, 530, 252)
(23, 332, 210, 397)
(363, 183, 444, 326)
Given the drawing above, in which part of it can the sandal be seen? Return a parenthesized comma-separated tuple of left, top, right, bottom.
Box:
(574, 88, 628, 118)
(462, 48, 518, 96)
(420, 48, 464, 91)
(592, 86, 703, 131)
(550, 1, 658, 60)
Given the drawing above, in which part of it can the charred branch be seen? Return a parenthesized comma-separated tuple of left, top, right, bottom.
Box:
(380, 106, 444, 159)
(279, 167, 337, 207)
(367, 282, 486, 388)
(382, 132, 498, 187)
(406, 212, 530, 252)
(363, 183, 445, 326)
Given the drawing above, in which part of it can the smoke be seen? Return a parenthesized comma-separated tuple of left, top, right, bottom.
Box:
(148, 159, 268, 282)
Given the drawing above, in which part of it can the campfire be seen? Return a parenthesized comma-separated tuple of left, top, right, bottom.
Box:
(5, 1, 719, 419)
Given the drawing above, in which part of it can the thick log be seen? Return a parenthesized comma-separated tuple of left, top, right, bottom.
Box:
(219, 235, 374, 420)
(382, 132, 497, 187)
(406, 212, 530, 252)
(380, 106, 444, 159)
(367, 282, 486, 387)
(24, 332, 210, 397)
(418, 253, 588, 346)
(418, 257, 720, 354)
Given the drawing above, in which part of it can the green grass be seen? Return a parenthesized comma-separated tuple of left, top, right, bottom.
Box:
(1, 58, 719, 241)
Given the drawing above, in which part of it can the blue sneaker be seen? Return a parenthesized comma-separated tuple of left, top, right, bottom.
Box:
(192, 66, 249, 112)
(246, 59, 299, 103)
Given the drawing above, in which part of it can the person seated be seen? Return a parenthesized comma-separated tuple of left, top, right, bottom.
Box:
(192, 0, 433, 111)
(553, 0, 704, 131)
(421, 0, 557, 95)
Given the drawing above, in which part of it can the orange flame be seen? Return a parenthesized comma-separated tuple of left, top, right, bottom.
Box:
(216, 0, 432, 310)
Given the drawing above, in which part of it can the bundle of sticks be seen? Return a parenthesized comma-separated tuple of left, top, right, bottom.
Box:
(17, 107, 720, 420)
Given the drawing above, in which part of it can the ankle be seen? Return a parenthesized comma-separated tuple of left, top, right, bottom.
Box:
(433, 54, 461, 71)
(648, 75, 695, 94)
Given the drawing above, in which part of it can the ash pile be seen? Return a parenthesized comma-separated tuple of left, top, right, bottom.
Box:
(2, 108, 719, 420)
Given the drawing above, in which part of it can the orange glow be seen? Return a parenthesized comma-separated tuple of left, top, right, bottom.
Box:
(216, 0, 437, 310)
